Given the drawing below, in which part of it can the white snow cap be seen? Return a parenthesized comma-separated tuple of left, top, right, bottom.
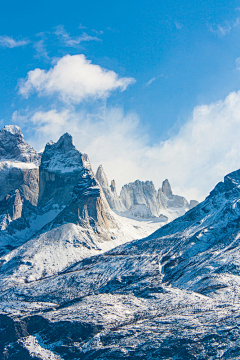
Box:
(3, 125, 22, 135)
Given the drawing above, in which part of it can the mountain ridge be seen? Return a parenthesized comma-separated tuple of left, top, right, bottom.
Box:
(96, 164, 198, 221)
(2, 165, 240, 357)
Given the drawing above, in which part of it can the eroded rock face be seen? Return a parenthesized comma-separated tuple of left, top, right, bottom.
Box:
(96, 167, 199, 220)
(0, 125, 39, 163)
(95, 165, 126, 212)
(120, 180, 159, 216)
(41, 166, 119, 236)
(38, 133, 91, 208)
(0, 125, 40, 206)
(162, 179, 173, 197)
(0, 190, 23, 231)
(95, 164, 109, 188)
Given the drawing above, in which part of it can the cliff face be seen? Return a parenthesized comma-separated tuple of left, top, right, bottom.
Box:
(0, 125, 40, 206)
(120, 180, 159, 216)
(38, 133, 91, 208)
(46, 166, 119, 234)
(95, 165, 126, 212)
(0, 129, 121, 258)
(96, 164, 198, 220)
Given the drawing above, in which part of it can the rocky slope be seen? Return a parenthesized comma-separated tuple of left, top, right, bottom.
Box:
(1, 165, 240, 358)
(96, 165, 198, 221)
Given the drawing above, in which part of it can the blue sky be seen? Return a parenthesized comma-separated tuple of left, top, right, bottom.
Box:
(1, 0, 240, 200)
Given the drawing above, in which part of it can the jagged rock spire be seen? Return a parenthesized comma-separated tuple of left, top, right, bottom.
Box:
(96, 165, 109, 188)
(38, 133, 91, 207)
(162, 179, 173, 197)
(0, 125, 40, 163)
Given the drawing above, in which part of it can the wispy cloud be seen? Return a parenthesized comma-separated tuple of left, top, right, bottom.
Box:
(78, 23, 87, 30)
(33, 39, 49, 60)
(0, 35, 30, 48)
(146, 74, 169, 86)
(147, 77, 156, 86)
(175, 22, 183, 30)
(55, 25, 101, 47)
(235, 57, 240, 70)
(208, 17, 240, 37)
(92, 29, 104, 35)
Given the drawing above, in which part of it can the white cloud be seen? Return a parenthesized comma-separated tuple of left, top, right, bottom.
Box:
(55, 25, 100, 47)
(19, 54, 135, 103)
(13, 90, 240, 201)
(0, 36, 30, 48)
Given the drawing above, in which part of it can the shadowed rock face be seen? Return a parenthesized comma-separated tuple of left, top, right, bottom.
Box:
(0, 126, 40, 206)
(37, 134, 118, 235)
(0, 167, 39, 207)
(162, 179, 173, 197)
(38, 133, 91, 208)
(0, 190, 23, 221)
(40, 166, 119, 236)
(0, 125, 39, 163)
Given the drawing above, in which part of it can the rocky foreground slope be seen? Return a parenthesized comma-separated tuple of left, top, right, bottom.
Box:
(1, 144, 240, 358)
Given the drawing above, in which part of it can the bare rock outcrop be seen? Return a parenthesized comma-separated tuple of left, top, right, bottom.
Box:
(38, 133, 91, 208)
(95, 165, 126, 212)
(38, 141, 119, 237)
(0, 125, 40, 206)
(120, 180, 159, 216)
(96, 167, 199, 221)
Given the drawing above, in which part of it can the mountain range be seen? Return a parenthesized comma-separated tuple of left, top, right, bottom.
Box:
(1, 125, 239, 359)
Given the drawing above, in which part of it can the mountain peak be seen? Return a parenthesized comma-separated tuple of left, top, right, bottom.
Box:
(162, 179, 173, 197)
(56, 132, 73, 148)
(40, 133, 87, 174)
(38, 133, 92, 207)
(96, 165, 109, 188)
(2, 125, 22, 136)
(0, 125, 40, 163)
(209, 168, 240, 198)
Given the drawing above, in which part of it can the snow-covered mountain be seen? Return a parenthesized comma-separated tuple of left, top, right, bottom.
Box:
(0, 126, 165, 285)
(2, 151, 240, 358)
(1, 125, 194, 259)
(96, 164, 198, 221)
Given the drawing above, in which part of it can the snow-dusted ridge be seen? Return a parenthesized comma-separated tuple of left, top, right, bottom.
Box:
(0, 125, 165, 286)
(2, 166, 240, 358)
(3, 125, 239, 358)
